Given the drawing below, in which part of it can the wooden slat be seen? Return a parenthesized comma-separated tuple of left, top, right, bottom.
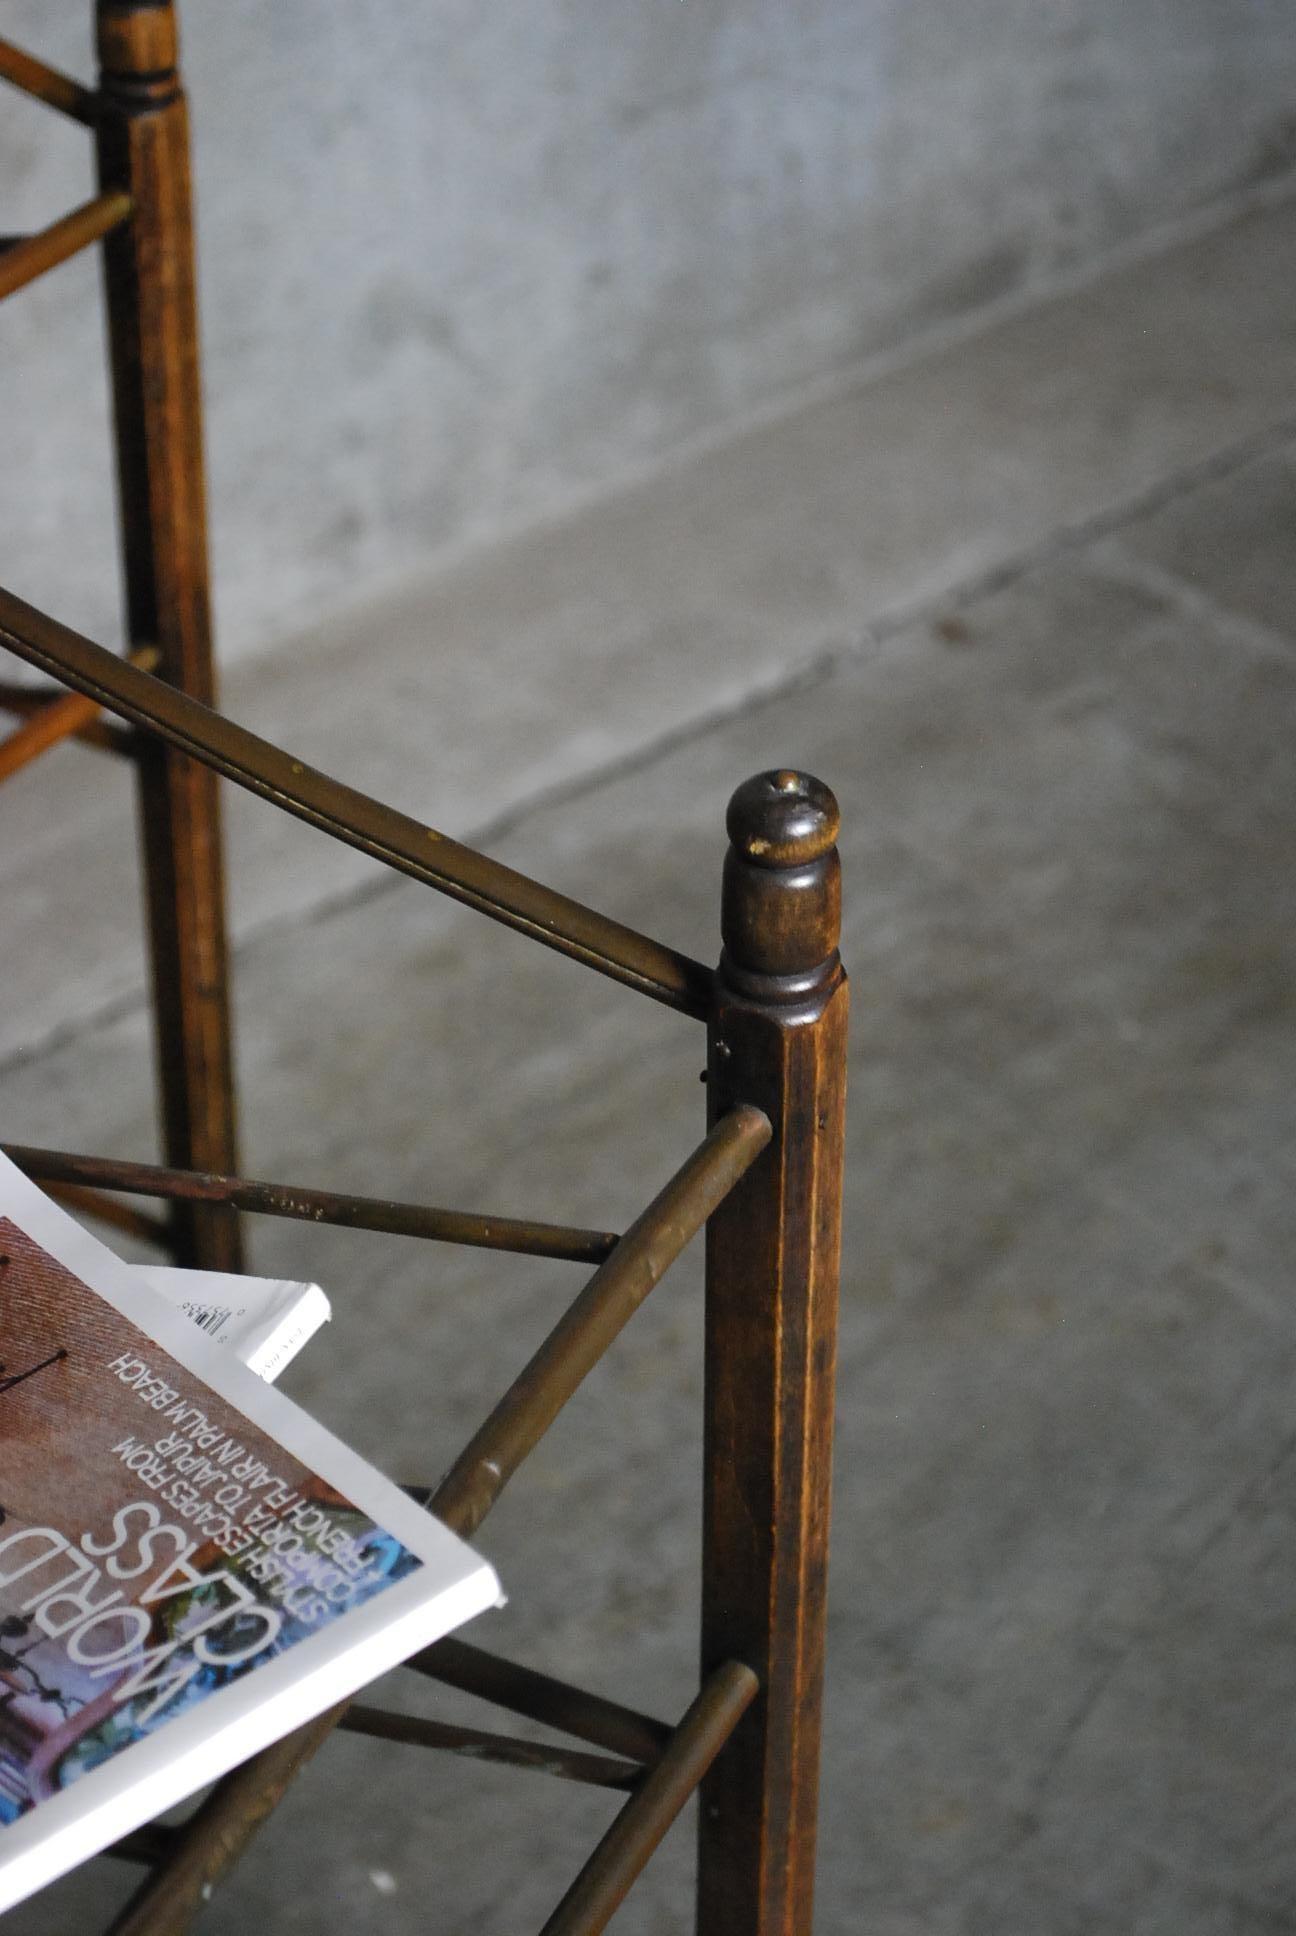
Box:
(0, 584, 715, 1018)
(0, 189, 132, 303)
(6, 1143, 618, 1266)
(698, 771, 849, 1936)
(539, 1663, 759, 1936)
(99, 1113, 766, 1935)
(97, 4, 242, 1271)
(0, 38, 98, 124)
(430, 1105, 772, 1539)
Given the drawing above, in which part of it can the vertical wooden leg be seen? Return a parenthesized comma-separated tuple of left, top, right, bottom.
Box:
(95, 1, 241, 1269)
(699, 770, 848, 1935)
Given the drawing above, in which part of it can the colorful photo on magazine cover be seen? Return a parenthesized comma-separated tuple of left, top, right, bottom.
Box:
(0, 1219, 421, 1827)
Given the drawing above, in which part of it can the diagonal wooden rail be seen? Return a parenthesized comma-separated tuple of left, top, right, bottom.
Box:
(0, 37, 98, 124)
(432, 1104, 772, 1538)
(0, 189, 132, 302)
(539, 1662, 759, 1936)
(102, 1108, 770, 1936)
(0, 585, 713, 1017)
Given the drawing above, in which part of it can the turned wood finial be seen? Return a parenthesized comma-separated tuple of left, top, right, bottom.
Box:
(97, 1, 178, 91)
(720, 769, 842, 1001)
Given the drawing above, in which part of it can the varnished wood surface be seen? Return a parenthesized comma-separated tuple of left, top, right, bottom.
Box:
(96, 0, 242, 1269)
(6, 1140, 620, 1265)
(0, 189, 131, 302)
(432, 1105, 772, 1539)
(539, 1663, 760, 1936)
(1, 4, 847, 1919)
(0, 35, 98, 124)
(0, 584, 714, 1018)
(99, 1106, 774, 1936)
(699, 770, 848, 1936)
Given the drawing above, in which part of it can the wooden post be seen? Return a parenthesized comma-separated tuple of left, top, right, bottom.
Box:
(699, 769, 848, 1935)
(95, 0, 241, 1269)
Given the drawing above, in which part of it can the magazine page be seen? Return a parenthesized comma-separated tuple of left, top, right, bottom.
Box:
(0, 1153, 500, 1912)
(137, 1268, 331, 1382)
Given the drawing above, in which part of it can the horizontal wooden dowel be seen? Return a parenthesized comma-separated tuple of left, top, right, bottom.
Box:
(539, 1662, 759, 1936)
(432, 1105, 772, 1540)
(0, 585, 714, 1017)
(0, 38, 98, 124)
(4, 1143, 618, 1266)
(338, 1705, 641, 1790)
(404, 1634, 673, 1764)
(0, 189, 132, 303)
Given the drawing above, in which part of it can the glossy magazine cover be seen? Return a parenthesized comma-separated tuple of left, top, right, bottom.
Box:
(0, 1155, 500, 1911)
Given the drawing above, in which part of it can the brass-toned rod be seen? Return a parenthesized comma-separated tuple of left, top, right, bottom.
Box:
(432, 1106, 772, 1540)
(0, 189, 132, 303)
(4, 1144, 619, 1266)
(105, 1707, 348, 1936)
(101, 1113, 769, 1936)
(539, 1662, 759, 1936)
(0, 38, 98, 125)
(0, 587, 714, 1018)
(404, 1634, 672, 1764)
(338, 1705, 641, 1791)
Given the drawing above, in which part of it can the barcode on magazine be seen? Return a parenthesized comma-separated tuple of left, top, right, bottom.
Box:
(178, 1298, 236, 1335)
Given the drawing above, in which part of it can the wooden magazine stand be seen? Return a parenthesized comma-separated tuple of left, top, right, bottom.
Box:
(0, 9, 848, 1933)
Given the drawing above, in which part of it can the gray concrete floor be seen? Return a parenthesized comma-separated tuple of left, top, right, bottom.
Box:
(3, 193, 1295, 1932)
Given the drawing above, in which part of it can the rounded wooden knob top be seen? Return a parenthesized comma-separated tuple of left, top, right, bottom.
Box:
(98, 1, 178, 80)
(726, 770, 840, 868)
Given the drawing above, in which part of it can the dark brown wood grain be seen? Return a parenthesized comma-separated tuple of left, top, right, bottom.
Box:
(1, 10, 849, 1919)
(95, 0, 242, 1269)
(699, 769, 849, 1936)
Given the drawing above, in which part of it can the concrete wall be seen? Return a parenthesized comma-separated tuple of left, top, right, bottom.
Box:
(4, 1, 1295, 667)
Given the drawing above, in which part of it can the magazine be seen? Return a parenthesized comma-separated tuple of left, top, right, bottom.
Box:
(138, 1267, 331, 1382)
(0, 1153, 500, 1912)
